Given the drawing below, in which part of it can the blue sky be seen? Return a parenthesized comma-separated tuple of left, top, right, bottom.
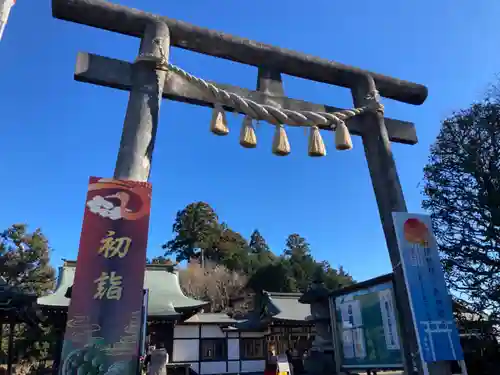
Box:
(0, 0, 499, 282)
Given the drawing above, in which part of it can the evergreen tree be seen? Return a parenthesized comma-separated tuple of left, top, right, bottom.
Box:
(283, 233, 311, 258)
(247, 261, 296, 293)
(164, 204, 355, 295)
(249, 230, 270, 254)
(212, 226, 249, 272)
(0, 224, 55, 295)
(163, 202, 220, 263)
(248, 230, 275, 272)
(317, 261, 354, 290)
(282, 234, 317, 292)
(0, 224, 56, 363)
(423, 96, 500, 321)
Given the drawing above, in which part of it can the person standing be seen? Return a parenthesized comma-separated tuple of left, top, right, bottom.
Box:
(285, 349, 293, 375)
(264, 343, 278, 375)
(148, 343, 168, 375)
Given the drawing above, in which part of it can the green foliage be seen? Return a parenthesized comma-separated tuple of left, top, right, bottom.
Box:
(0, 224, 55, 295)
(146, 255, 169, 264)
(249, 230, 270, 254)
(4, 324, 55, 364)
(146, 256, 178, 273)
(281, 234, 317, 291)
(422, 97, 500, 324)
(209, 225, 249, 271)
(317, 261, 353, 291)
(162, 202, 220, 262)
(247, 261, 297, 293)
(164, 202, 354, 294)
(0, 224, 57, 363)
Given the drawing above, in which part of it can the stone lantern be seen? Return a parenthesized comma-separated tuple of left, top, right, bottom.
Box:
(299, 271, 338, 375)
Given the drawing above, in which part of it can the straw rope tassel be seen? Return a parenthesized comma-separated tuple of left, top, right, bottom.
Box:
(272, 125, 291, 156)
(308, 125, 326, 157)
(335, 121, 353, 151)
(210, 104, 229, 136)
(239, 116, 257, 148)
(160, 60, 384, 140)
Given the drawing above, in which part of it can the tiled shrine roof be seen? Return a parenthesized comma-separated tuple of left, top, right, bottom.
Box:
(37, 260, 208, 317)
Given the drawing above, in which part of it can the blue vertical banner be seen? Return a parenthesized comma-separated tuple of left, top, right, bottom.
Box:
(392, 212, 463, 363)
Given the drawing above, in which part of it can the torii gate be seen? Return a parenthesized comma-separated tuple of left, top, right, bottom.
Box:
(51, 0, 450, 374)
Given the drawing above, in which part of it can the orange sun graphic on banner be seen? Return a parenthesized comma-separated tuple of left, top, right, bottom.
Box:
(403, 218, 429, 247)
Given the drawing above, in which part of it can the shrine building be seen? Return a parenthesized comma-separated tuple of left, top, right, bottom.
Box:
(37, 261, 315, 375)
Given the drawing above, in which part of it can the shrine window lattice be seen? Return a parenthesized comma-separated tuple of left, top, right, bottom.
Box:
(200, 339, 227, 361)
(240, 338, 266, 360)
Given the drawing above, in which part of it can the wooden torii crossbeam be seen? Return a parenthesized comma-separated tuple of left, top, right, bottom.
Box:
(53, 0, 427, 105)
(51, 1, 450, 374)
(75, 52, 417, 144)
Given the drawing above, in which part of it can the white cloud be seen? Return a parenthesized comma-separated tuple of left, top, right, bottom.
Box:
(86, 195, 122, 220)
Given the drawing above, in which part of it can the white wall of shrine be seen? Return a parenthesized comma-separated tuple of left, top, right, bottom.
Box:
(171, 324, 266, 375)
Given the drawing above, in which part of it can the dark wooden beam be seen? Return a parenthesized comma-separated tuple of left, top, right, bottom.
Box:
(75, 52, 418, 145)
(257, 68, 285, 99)
(53, 0, 428, 106)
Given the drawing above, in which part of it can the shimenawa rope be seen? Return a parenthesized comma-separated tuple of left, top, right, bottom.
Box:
(138, 39, 384, 131)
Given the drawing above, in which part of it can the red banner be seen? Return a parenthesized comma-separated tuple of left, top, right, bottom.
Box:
(59, 177, 152, 375)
